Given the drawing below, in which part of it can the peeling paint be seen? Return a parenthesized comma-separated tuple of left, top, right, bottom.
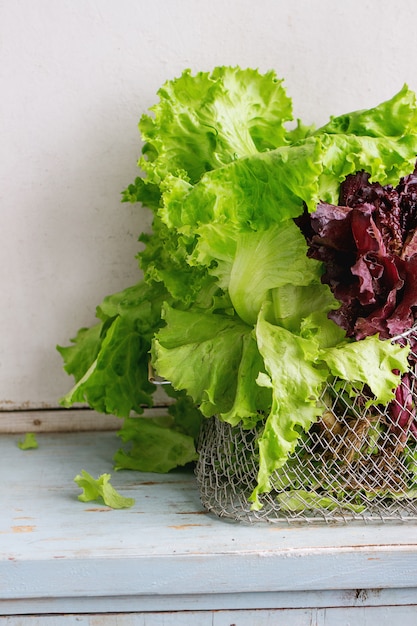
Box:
(168, 524, 209, 530)
(12, 525, 36, 533)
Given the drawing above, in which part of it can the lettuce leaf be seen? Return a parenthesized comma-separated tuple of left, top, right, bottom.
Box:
(316, 84, 417, 139)
(152, 303, 271, 425)
(137, 66, 293, 186)
(74, 470, 135, 509)
(189, 219, 323, 326)
(114, 416, 198, 472)
(137, 213, 216, 305)
(58, 281, 168, 416)
(18, 433, 38, 450)
(159, 137, 324, 230)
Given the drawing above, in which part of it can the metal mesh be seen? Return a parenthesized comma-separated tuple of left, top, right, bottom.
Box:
(195, 328, 417, 525)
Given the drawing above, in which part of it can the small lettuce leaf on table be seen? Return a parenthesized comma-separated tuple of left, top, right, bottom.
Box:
(74, 470, 135, 509)
(17, 433, 38, 450)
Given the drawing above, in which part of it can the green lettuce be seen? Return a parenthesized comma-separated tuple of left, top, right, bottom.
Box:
(59, 67, 417, 506)
(18, 433, 39, 450)
(137, 66, 293, 185)
(58, 281, 167, 417)
(114, 413, 198, 473)
(74, 470, 135, 509)
(151, 303, 271, 427)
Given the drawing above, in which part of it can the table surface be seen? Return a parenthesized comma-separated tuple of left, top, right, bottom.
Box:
(2, 430, 417, 615)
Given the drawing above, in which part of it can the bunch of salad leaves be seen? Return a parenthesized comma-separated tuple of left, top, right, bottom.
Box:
(58, 66, 417, 509)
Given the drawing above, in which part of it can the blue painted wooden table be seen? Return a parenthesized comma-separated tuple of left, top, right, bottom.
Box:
(1, 430, 417, 624)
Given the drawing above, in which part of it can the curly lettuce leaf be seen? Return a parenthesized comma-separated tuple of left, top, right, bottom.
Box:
(122, 176, 162, 211)
(317, 84, 417, 139)
(152, 303, 271, 427)
(59, 315, 153, 416)
(58, 324, 102, 382)
(315, 84, 417, 199)
(58, 281, 169, 417)
(114, 416, 198, 472)
(317, 133, 417, 203)
(137, 213, 217, 305)
(161, 132, 417, 238)
(95, 280, 167, 334)
(160, 137, 324, 231)
(17, 433, 38, 450)
(190, 219, 325, 326)
(321, 337, 410, 406)
(74, 470, 135, 509)
(135, 66, 293, 186)
(251, 306, 329, 507)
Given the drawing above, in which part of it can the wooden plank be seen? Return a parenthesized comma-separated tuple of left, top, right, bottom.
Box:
(0, 407, 170, 433)
(2, 606, 417, 625)
(2, 587, 417, 615)
(2, 431, 417, 615)
(0, 611, 308, 626)
(5, 547, 417, 601)
(0, 409, 121, 433)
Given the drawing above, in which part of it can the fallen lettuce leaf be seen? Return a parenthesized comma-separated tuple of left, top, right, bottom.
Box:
(74, 470, 135, 509)
(17, 433, 38, 450)
(114, 416, 199, 472)
(276, 489, 365, 514)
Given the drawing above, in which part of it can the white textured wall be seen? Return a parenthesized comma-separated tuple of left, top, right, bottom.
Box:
(2, 0, 417, 409)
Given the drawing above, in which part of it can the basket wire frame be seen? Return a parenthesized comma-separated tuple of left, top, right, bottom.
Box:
(195, 328, 417, 525)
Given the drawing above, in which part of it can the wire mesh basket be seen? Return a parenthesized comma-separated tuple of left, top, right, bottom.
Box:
(195, 328, 417, 525)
